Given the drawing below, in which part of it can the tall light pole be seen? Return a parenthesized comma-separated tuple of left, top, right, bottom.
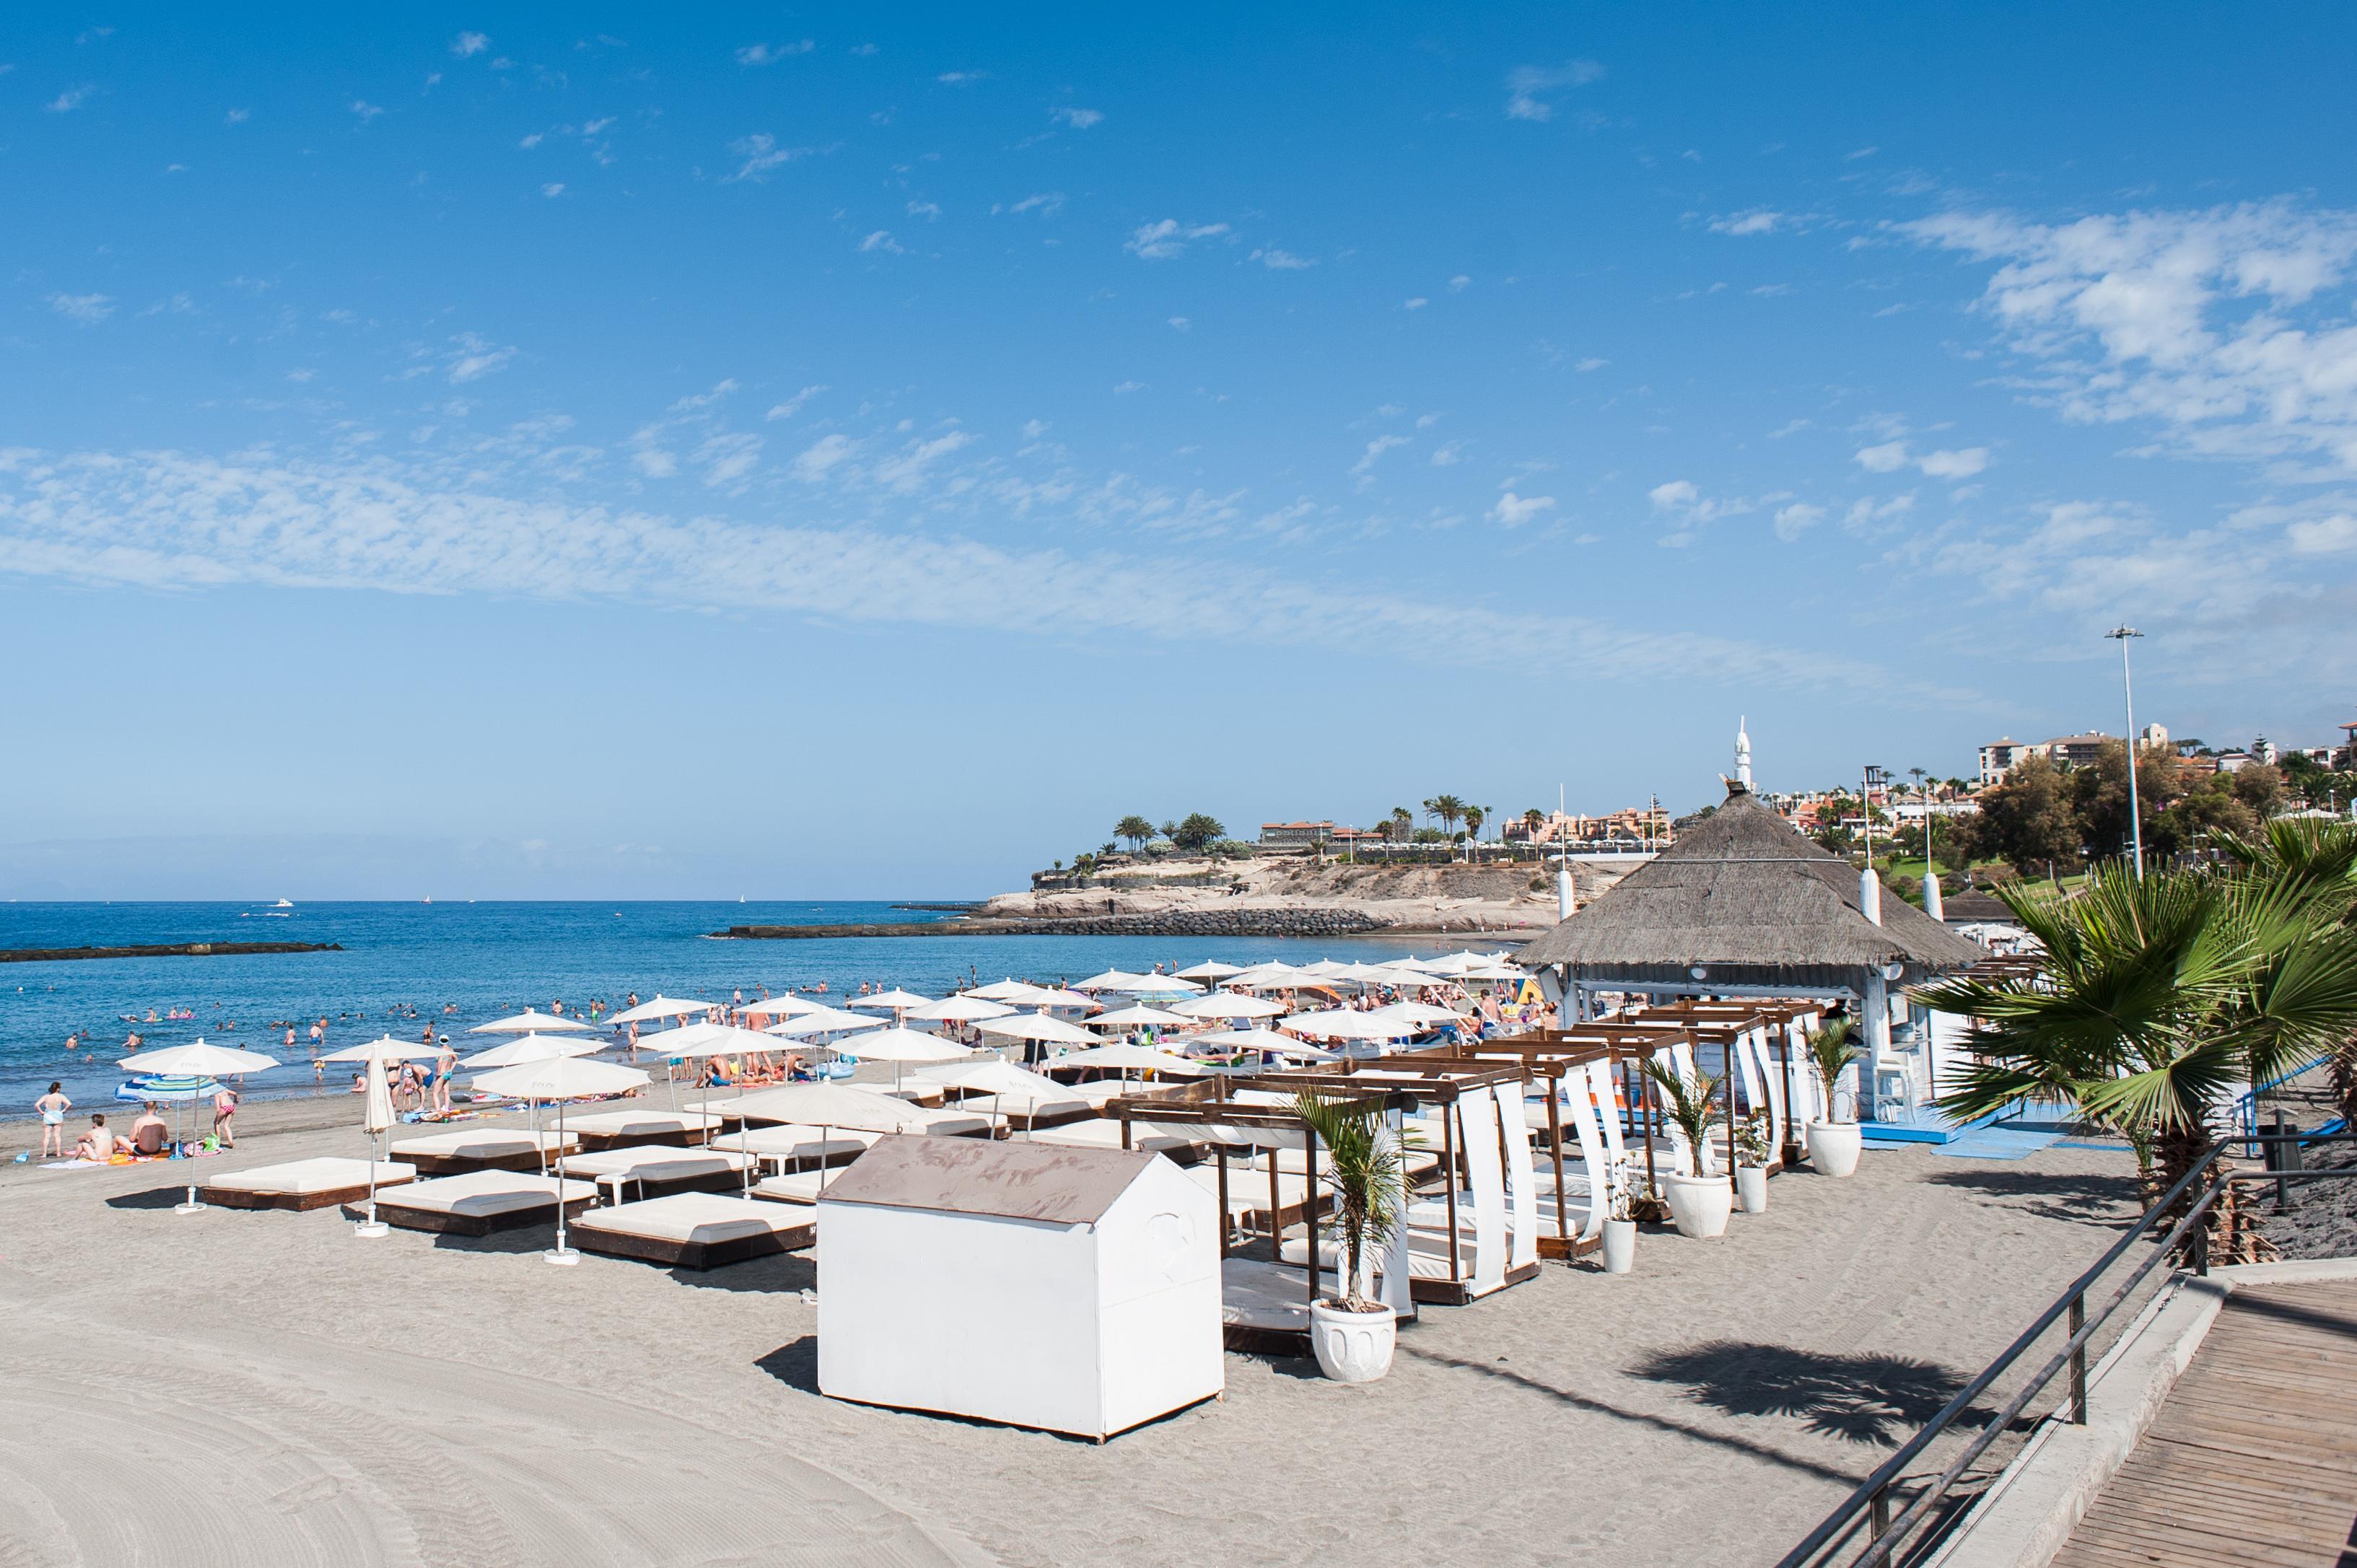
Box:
(2107, 626, 2146, 879)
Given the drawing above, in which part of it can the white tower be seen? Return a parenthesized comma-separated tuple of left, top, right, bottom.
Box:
(1733, 717, 1754, 791)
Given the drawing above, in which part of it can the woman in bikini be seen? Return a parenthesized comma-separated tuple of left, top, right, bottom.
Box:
(35, 1082, 71, 1157)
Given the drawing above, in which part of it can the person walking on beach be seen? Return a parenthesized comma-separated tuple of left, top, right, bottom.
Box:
(211, 1084, 240, 1147)
(434, 1041, 456, 1114)
(35, 1082, 71, 1157)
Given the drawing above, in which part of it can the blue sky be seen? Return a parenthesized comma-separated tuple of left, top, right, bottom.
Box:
(5, 6, 2356, 898)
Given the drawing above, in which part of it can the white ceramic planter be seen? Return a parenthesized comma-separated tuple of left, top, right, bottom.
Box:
(1807, 1119, 1863, 1178)
(1736, 1165, 1770, 1214)
(1660, 1172, 1733, 1238)
(1600, 1217, 1637, 1274)
(1309, 1300, 1398, 1383)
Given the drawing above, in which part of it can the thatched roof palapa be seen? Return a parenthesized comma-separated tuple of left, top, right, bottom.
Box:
(1514, 786, 1985, 989)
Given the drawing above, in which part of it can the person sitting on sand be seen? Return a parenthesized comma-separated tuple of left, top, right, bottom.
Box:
(130, 1102, 169, 1155)
(76, 1114, 125, 1161)
(35, 1082, 71, 1158)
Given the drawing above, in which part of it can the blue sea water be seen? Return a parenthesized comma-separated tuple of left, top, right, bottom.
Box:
(0, 901, 1432, 1112)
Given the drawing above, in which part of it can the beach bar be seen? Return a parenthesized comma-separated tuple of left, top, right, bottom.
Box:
(816, 1135, 1223, 1440)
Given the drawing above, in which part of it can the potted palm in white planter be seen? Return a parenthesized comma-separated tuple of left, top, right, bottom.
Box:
(1600, 1174, 1637, 1274)
(1733, 1111, 1772, 1214)
(1805, 1018, 1864, 1178)
(1640, 1059, 1732, 1238)
(1294, 1091, 1405, 1383)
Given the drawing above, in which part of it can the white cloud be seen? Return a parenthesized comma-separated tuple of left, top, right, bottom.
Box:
(1491, 491, 1557, 527)
(1575, 356, 1609, 372)
(0, 444, 1972, 701)
(906, 200, 941, 219)
(1854, 440, 1990, 479)
(726, 133, 800, 182)
(1710, 209, 1786, 237)
(1902, 198, 2357, 476)
(997, 192, 1064, 216)
(1449, 275, 1470, 292)
(1113, 380, 1145, 395)
(1051, 107, 1103, 128)
(1251, 248, 1316, 271)
(46, 84, 93, 113)
(859, 230, 904, 254)
(936, 71, 985, 84)
(1403, 297, 1428, 310)
(1430, 441, 1465, 467)
(1647, 479, 1754, 546)
(1167, 317, 1190, 332)
(872, 429, 976, 492)
(694, 432, 763, 490)
(1350, 435, 1409, 478)
(1845, 146, 1879, 161)
(1648, 480, 1699, 509)
(443, 333, 515, 384)
(1125, 219, 1230, 260)
(792, 434, 854, 482)
(450, 32, 490, 57)
(47, 293, 114, 325)
(2286, 513, 2357, 554)
(519, 132, 543, 149)
(1504, 59, 1603, 122)
(735, 40, 813, 65)
(540, 183, 565, 198)
(765, 385, 826, 421)
(225, 108, 250, 125)
(350, 99, 385, 121)
(1772, 502, 1825, 541)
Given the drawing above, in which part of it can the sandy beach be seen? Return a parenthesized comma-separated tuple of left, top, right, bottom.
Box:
(0, 1101, 2157, 1568)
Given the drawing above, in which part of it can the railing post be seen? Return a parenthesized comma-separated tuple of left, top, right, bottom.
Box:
(2190, 1214, 2210, 1277)
(1869, 1484, 1890, 1543)
(2068, 1292, 2087, 1424)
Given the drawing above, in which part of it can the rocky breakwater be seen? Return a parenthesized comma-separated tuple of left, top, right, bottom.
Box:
(712, 907, 1392, 941)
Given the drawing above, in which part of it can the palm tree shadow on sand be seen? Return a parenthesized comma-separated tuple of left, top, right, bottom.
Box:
(1630, 1341, 1972, 1445)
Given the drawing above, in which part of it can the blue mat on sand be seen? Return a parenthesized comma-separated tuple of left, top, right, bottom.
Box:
(1863, 1127, 2064, 1161)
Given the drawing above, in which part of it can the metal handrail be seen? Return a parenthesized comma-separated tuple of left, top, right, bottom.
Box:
(1776, 1129, 2357, 1568)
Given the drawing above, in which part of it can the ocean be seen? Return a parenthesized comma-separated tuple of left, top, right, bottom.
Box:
(1, 901, 1436, 1112)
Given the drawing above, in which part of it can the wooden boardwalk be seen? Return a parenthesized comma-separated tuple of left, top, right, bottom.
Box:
(2052, 1280, 2357, 1568)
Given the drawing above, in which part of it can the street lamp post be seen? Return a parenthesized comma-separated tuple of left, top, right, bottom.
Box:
(2107, 626, 2146, 879)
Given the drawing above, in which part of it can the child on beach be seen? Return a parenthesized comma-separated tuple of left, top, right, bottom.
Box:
(35, 1082, 71, 1157)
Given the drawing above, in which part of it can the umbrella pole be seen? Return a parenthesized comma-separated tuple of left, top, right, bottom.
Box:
(547, 1095, 577, 1266)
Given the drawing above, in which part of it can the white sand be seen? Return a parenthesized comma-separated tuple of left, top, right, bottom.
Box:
(0, 1106, 2151, 1567)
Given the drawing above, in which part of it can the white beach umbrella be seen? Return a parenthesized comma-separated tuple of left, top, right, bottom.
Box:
(467, 1009, 592, 1035)
(460, 1033, 599, 1070)
(828, 1025, 971, 1090)
(1169, 993, 1287, 1021)
(620, 1024, 774, 1153)
(1370, 1001, 1469, 1028)
(118, 1040, 281, 1077)
(470, 1056, 651, 1266)
(974, 1011, 1097, 1047)
(1175, 960, 1246, 981)
(1281, 1009, 1418, 1041)
(1417, 952, 1487, 977)
(607, 995, 716, 1025)
(1192, 1028, 1342, 1062)
(1087, 1003, 1196, 1030)
(845, 989, 936, 1013)
(765, 1007, 890, 1038)
(1460, 963, 1529, 982)
(1226, 962, 1312, 991)
(711, 1081, 939, 1195)
(906, 993, 1015, 1024)
(1031, 988, 1101, 1012)
(968, 978, 1051, 1002)
(321, 1035, 445, 1064)
(1046, 1043, 1207, 1078)
(914, 1059, 1088, 1113)
(1115, 973, 1204, 997)
(740, 993, 831, 1020)
(1072, 970, 1151, 992)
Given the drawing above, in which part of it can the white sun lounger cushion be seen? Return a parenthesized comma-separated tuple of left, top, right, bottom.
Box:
(563, 1110, 726, 1137)
(752, 1171, 830, 1205)
(390, 1129, 574, 1160)
(380, 1170, 596, 1217)
(709, 1126, 878, 1160)
(1026, 1118, 1195, 1154)
(559, 1149, 751, 1183)
(573, 1193, 805, 1246)
(206, 1157, 415, 1194)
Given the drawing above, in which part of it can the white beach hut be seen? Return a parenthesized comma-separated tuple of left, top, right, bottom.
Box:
(817, 1136, 1223, 1441)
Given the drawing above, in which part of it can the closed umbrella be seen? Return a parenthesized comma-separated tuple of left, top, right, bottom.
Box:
(467, 1009, 592, 1035)
(470, 1056, 650, 1266)
(357, 1046, 398, 1238)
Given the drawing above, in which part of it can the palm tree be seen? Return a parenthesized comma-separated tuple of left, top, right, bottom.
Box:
(1114, 815, 1155, 854)
(1293, 1090, 1406, 1311)
(1921, 823, 2357, 1260)
(1433, 794, 1466, 839)
(1642, 1059, 1726, 1178)
(1523, 807, 1546, 846)
(1463, 805, 1486, 863)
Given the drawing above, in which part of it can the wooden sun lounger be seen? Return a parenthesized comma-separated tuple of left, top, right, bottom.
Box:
(748, 1170, 831, 1206)
(564, 1109, 733, 1151)
(388, 1128, 579, 1176)
(367, 1170, 598, 1236)
(569, 1193, 813, 1270)
(198, 1157, 416, 1212)
(557, 1148, 755, 1203)
(707, 1126, 877, 1170)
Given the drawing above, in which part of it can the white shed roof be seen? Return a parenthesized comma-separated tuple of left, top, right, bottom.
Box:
(818, 1134, 1157, 1225)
